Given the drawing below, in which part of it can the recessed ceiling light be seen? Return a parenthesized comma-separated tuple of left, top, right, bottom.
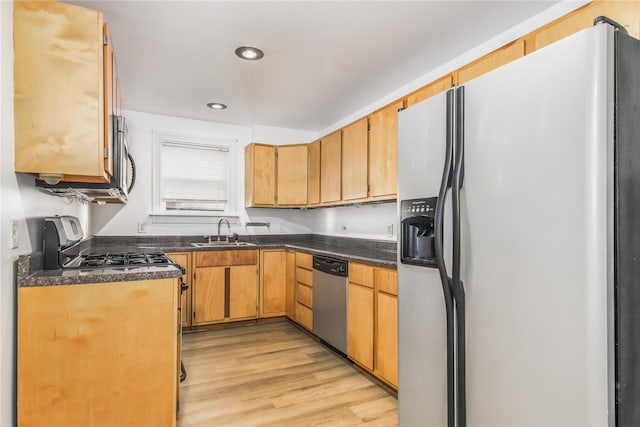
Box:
(235, 46, 264, 61)
(207, 102, 227, 110)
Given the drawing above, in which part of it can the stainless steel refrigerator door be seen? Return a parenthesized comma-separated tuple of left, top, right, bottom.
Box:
(461, 25, 614, 426)
(398, 91, 451, 426)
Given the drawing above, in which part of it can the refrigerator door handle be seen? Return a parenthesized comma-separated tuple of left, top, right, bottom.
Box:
(435, 88, 456, 427)
(452, 86, 467, 427)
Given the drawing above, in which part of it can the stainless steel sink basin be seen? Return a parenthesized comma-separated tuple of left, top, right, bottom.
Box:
(190, 241, 255, 247)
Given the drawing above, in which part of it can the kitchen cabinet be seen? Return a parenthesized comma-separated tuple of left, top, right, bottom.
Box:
(245, 143, 276, 207)
(346, 262, 398, 387)
(406, 74, 454, 108)
(293, 252, 314, 331)
(260, 249, 287, 317)
(14, 1, 118, 184)
(18, 279, 178, 427)
(277, 144, 308, 206)
(342, 117, 369, 201)
(320, 130, 342, 204)
(166, 252, 192, 329)
(308, 140, 321, 206)
(456, 39, 525, 84)
(368, 101, 403, 200)
(192, 250, 258, 325)
(374, 267, 398, 387)
(286, 251, 296, 318)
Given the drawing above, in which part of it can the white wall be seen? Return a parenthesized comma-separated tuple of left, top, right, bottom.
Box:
(90, 110, 320, 237)
(1, 2, 88, 425)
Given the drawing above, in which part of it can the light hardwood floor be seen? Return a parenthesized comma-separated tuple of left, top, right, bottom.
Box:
(179, 320, 398, 426)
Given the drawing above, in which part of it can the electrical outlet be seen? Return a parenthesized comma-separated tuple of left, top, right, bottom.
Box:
(341, 223, 347, 233)
(138, 221, 146, 233)
(10, 219, 19, 249)
(387, 223, 394, 237)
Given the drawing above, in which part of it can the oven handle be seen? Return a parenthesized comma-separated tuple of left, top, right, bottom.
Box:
(180, 279, 188, 293)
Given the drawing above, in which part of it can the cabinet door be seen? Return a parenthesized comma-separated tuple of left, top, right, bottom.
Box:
(348, 282, 374, 370)
(166, 252, 192, 328)
(375, 291, 398, 387)
(320, 130, 342, 203)
(342, 117, 369, 201)
(277, 145, 308, 206)
(245, 143, 276, 207)
(369, 101, 403, 199)
(193, 267, 225, 324)
(260, 250, 287, 317)
(286, 252, 296, 318)
(14, 1, 108, 182)
(456, 40, 525, 84)
(229, 265, 258, 320)
(308, 140, 321, 206)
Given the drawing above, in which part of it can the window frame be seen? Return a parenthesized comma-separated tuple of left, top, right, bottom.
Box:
(151, 130, 238, 216)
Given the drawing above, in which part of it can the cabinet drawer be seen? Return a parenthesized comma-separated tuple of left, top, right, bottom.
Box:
(195, 250, 257, 267)
(296, 252, 313, 269)
(295, 302, 313, 331)
(375, 268, 398, 296)
(295, 283, 313, 308)
(349, 262, 374, 288)
(296, 267, 313, 286)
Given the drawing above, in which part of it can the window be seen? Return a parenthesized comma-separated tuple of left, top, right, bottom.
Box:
(152, 131, 237, 215)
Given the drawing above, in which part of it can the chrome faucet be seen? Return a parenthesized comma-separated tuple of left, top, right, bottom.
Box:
(217, 218, 231, 241)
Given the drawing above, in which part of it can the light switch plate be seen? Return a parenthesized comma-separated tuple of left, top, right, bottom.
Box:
(387, 223, 393, 237)
(10, 219, 19, 249)
(341, 223, 347, 233)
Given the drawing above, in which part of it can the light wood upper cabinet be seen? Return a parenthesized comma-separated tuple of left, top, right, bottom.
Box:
(368, 101, 403, 199)
(456, 39, 525, 84)
(320, 130, 342, 203)
(308, 140, 321, 206)
(342, 117, 369, 201)
(277, 144, 308, 206)
(245, 143, 276, 207)
(406, 74, 454, 108)
(14, 1, 115, 184)
(18, 279, 178, 427)
(260, 250, 287, 317)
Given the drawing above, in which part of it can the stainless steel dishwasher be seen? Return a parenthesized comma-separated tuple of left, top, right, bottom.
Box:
(312, 255, 348, 354)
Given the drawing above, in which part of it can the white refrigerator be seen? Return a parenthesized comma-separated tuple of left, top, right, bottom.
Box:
(398, 22, 640, 427)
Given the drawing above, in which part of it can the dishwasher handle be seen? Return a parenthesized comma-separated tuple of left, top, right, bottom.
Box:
(313, 256, 348, 277)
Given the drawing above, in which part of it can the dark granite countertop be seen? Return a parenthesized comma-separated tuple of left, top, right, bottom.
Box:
(18, 234, 397, 287)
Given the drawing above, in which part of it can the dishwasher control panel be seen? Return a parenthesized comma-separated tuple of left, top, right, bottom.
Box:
(313, 256, 348, 277)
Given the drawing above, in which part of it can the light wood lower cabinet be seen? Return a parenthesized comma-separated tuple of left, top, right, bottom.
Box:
(260, 249, 287, 317)
(291, 252, 314, 331)
(18, 279, 178, 427)
(192, 250, 258, 325)
(347, 262, 398, 388)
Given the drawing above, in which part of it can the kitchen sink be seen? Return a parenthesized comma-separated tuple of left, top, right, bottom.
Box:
(190, 241, 255, 247)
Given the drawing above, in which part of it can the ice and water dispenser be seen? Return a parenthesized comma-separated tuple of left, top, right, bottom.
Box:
(400, 197, 438, 267)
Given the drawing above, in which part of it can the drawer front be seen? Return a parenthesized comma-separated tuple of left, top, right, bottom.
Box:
(296, 267, 313, 286)
(295, 302, 313, 331)
(195, 250, 257, 267)
(375, 268, 398, 295)
(349, 262, 374, 288)
(296, 252, 313, 269)
(295, 283, 313, 308)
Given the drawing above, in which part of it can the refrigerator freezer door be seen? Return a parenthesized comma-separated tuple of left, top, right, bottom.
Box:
(461, 25, 613, 425)
(397, 91, 450, 426)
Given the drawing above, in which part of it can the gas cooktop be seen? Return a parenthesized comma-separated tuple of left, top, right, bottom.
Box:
(65, 252, 174, 269)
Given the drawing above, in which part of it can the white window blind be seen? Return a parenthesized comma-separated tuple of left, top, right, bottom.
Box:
(158, 139, 231, 212)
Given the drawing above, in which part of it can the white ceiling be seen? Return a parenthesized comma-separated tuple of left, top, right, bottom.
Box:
(70, 1, 559, 132)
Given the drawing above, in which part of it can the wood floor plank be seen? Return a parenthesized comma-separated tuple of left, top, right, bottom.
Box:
(179, 320, 397, 426)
